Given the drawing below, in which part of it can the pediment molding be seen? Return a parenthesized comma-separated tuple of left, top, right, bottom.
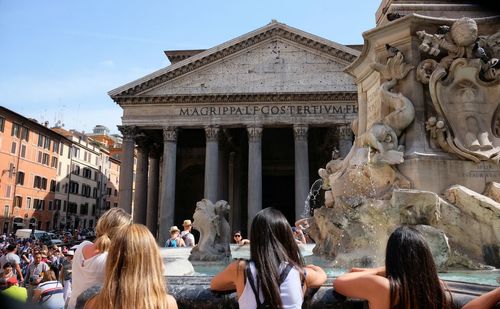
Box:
(110, 22, 360, 99)
(117, 91, 357, 105)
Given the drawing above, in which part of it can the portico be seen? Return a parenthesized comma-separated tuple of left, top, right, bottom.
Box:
(110, 21, 360, 243)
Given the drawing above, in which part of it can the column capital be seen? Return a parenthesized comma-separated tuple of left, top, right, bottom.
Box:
(135, 133, 151, 151)
(204, 126, 220, 142)
(247, 126, 263, 142)
(293, 124, 308, 141)
(163, 127, 178, 142)
(149, 142, 163, 158)
(118, 125, 137, 142)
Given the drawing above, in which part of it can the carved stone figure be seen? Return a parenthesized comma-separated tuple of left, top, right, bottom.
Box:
(416, 59, 438, 84)
(190, 199, 232, 261)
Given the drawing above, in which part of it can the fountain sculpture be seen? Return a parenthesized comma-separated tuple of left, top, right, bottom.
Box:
(310, 15, 500, 271)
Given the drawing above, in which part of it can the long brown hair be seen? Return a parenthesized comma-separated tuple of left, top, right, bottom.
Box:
(94, 207, 131, 252)
(250, 207, 304, 308)
(91, 224, 170, 309)
(386, 226, 452, 309)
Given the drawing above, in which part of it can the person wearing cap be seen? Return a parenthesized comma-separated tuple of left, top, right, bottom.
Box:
(165, 226, 186, 248)
(1, 276, 28, 303)
(180, 219, 196, 247)
(0, 244, 24, 283)
(25, 251, 50, 300)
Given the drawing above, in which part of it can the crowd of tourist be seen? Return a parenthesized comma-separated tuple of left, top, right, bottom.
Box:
(1, 206, 498, 309)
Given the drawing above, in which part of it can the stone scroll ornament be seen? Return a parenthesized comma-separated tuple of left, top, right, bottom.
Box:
(362, 47, 415, 165)
(418, 17, 500, 163)
(189, 199, 232, 261)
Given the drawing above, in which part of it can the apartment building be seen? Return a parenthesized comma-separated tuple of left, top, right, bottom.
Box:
(0, 107, 72, 233)
(52, 127, 101, 229)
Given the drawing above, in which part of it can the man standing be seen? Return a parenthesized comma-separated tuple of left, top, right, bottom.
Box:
(180, 220, 195, 247)
(0, 244, 24, 283)
(25, 251, 49, 299)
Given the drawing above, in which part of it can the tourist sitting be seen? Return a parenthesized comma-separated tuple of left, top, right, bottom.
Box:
(181, 219, 196, 247)
(211, 208, 327, 308)
(83, 224, 178, 309)
(462, 287, 500, 309)
(67, 207, 132, 309)
(334, 226, 453, 309)
(165, 226, 186, 248)
(33, 269, 65, 308)
(232, 230, 250, 245)
(1, 277, 28, 303)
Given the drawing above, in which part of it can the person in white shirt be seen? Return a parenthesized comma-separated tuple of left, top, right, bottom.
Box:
(66, 208, 131, 309)
(180, 220, 196, 247)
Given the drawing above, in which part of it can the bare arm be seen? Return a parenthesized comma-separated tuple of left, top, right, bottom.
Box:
(462, 287, 500, 309)
(211, 260, 245, 295)
(166, 294, 179, 309)
(333, 267, 390, 309)
(15, 263, 24, 282)
(304, 264, 327, 288)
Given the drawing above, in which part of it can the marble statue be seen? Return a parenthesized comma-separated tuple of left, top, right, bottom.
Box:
(189, 199, 232, 261)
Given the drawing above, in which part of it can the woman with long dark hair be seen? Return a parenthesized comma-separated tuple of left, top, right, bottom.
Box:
(211, 207, 326, 308)
(334, 225, 452, 309)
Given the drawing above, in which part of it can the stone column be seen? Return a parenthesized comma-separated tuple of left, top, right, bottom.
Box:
(159, 127, 178, 244)
(133, 138, 149, 224)
(247, 126, 263, 231)
(146, 144, 161, 237)
(338, 124, 354, 158)
(117, 125, 136, 215)
(293, 124, 309, 221)
(204, 126, 219, 203)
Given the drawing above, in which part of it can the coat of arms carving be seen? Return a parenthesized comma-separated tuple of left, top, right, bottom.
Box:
(418, 17, 500, 163)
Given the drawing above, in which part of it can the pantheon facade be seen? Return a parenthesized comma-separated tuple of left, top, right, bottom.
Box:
(109, 21, 360, 243)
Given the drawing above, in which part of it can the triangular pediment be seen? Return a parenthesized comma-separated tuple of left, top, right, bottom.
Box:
(109, 21, 360, 101)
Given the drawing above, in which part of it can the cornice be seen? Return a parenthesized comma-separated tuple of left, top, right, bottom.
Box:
(116, 92, 357, 105)
(110, 24, 360, 99)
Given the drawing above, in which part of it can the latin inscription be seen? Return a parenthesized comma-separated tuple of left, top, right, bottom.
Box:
(179, 104, 358, 117)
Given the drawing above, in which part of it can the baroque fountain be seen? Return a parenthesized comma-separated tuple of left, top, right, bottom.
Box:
(163, 8, 500, 309)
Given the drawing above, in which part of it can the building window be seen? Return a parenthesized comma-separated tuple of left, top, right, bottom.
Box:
(20, 144, 26, 158)
(3, 205, 9, 217)
(83, 168, 92, 179)
(10, 141, 17, 154)
(41, 177, 47, 190)
(50, 180, 56, 192)
(5, 185, 11, 198)
(53, 141, 59, 153)
(72, 164, 80, 175)
(58, 162, 62, 176)
(63, 200, 67, 212)
(14, 196, 22, 208)
(42, 153, 50, 165)
(26, 197, 31, 209)
(49, 201, 53, 210)
(69, 181, 79, 194)
(113, 203, 118, 208)
(38, 134, 44, 147)
(60, 144, 64, 156)
(107, 188, 112, 196)
(51, 157, 58, 168)
(34, 199, 44, 210)
(37, 151, 43, 163)
(44, 137, 50, 150)
(92, 204, 96, 216)
(16, 171, 25, 185)
(55, 199, 61, 211)
(73, 147, 80, 158)
(92, 187, 97, 198)
(55, 182, 60, 192)
(80, 203, 89, 215)
(21, 126, 29, 141)
(114, 189, 118, 197)
(0, 117, 4, 132)
(11, 123, 21, 138)
(34, 176, 42, 189)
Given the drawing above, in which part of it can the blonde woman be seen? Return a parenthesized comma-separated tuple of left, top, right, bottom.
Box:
(84, 224, 178, 309)
(67, 208, 132, 309)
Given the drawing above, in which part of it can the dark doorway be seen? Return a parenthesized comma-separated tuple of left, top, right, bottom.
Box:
(262, 128, 295, 224)
(262, 174, 295, 224)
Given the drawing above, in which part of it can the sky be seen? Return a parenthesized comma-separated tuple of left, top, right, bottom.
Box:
(0, 0, 380, 135)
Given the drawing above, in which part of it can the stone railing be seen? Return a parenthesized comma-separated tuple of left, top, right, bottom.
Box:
(167, 276, 498, 309)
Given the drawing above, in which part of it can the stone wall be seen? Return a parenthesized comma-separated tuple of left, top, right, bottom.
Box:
(166, 276, 497, 309)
